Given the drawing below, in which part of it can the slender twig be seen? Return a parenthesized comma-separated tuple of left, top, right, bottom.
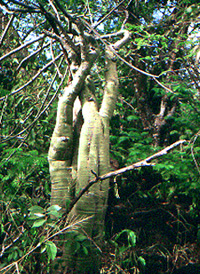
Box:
(0, 228, 24, 258)
(153, 77, 175, 94)
(120, 96, 135, 110)
(0, 216, 91, 273)
(50, 39, 63, 78)
(0, 57, 65, 146)
(191, 130, 200, 175)
(0, 53, 63, 102)
(91, 0, 127, 29)
(16, 42, 51, 72)
(15, 262, 20, 274)
(0, 95, 8, 125)
(49, 0, 60, 21)
(0, 35, 45, 62)
(0, 14, 15, 45)
(6, 88, 66, 159)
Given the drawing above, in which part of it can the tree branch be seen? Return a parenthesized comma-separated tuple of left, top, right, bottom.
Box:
(53, 0, 77, 24)
(16, 42, 51, 72)
(0, 53, 63, 101)
(0, 57, 65, 145)
(0, 35, 45, 62)
(0, 14, 14, 45)
(0, 0, 40, 13)
(7, 0, 38, 10)
(81, 19, 160, 78)
(64, 139, 186, 217)
(91, 0, 127, 29)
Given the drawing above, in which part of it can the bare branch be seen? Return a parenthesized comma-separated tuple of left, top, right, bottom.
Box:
(49, 0, 60, 21)
(0, 57, 65, 144)
(113, 30, 131, 49)
(65, 140, 186, 216)
(0, 14, 15, 45)
(81, 19, 160, 78)
(43, 29, 78, 57)
(16, 42, 51, 72)
(7, 0, 38, 10)
(153, 77, 175, 94)
(50, 39, 63, 78)
(0, 2, 14, 14)
(91, 0, 127, 29)
(0, 35, 45, 62)
(0, 52, 63, 102)
(191, 130, 200, 175)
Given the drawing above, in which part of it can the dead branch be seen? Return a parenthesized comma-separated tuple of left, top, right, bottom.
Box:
(0, 53, 63, 102)
(191, 130, 200, 175)
(16, 42, 51, 72)
(49, 0, 61, 21)
(91, 0, 127, 29)
(64, 139, 186, 217)
(0, 35, 45, 62)
(0, 56, 65, 144)
(0, 14, 15, 45)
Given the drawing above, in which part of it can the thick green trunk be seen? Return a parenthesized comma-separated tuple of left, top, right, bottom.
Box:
(48, 41, 120, 273)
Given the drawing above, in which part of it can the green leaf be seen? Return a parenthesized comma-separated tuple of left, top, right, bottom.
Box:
(75, 234, 88, 242)
(32, 218, 46, 228)
(128, 230, 137, 247)
(45, 241, 57, 261)
(47, 205, 62, 212)
(127, 115, 139, 121)
(29, 212, 45, 220)
(82, 246, 89, 256)
(118, 136, 130, 144)
(114, 229, 137, 247)
(138, 256, 146, 266)
(29, 206, 45, 214)
(185, 7, 192, 14)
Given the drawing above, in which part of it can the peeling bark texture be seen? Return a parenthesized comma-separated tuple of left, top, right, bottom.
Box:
(48, 26, 124, 271)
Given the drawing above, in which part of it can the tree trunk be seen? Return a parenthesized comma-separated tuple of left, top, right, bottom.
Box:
(48, 43, 119, 273)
